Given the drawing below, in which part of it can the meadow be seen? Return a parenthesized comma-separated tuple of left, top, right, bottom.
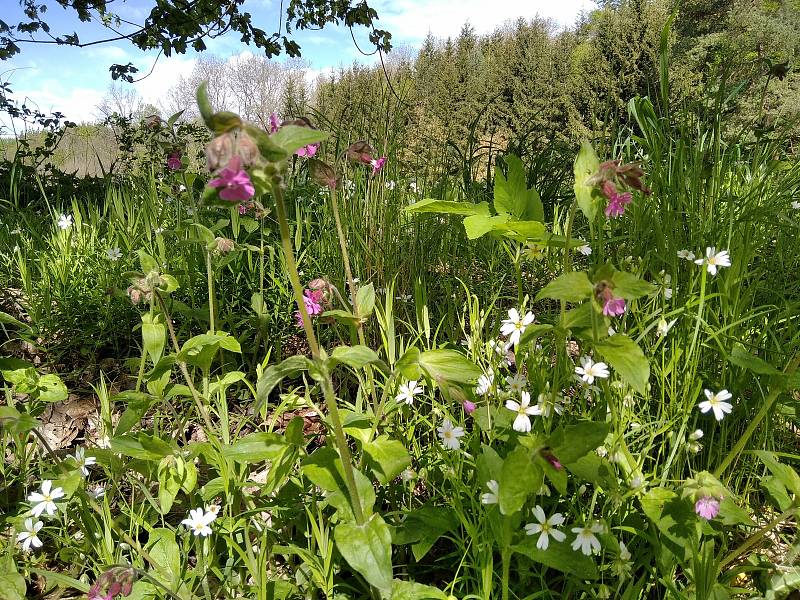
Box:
(1, 6, 800, 600)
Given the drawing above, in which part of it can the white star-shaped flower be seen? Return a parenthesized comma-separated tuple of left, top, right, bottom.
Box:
(500, 308, 535, 346)
(17, 518, 43, 552)
(505, 373, 527, 394)
(106, 247, 122, 261)
(577, 244, 592, 256)
(698, 388, 733, 421)
(695, 247, 731, 275)
(28, 480, 65, 517)
(506, 391, 538, 433)
(524, 505, 566, 550)
(396, 380, 424, 406)
(475, 372, 494, 396)
(677, 249, 695, 261)
(791, 200, 800, 209)
(71, 447, 96, 477)
(575, 356, 610, 385)
(533, 389, 564, 418)
(182, 508, 215, 537)
(437, 419, 465, 450)
(57, 214, 73, 230)
(571, 522, 603, 555)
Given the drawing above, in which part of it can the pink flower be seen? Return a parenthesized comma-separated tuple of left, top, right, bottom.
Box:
(695, 496, 720, 520)
(463, 400, 476, 414)
(601, 181, 632, 218)
(269, 112, 281, 134)
(238, 204, 247, 215)
(602, 297, 626, 317)
(208, 156, 255, 202)
(295, 143, 319, 158)
(166, 153, 182, 171)
(370, 156, 387, 176)
(295, 289, 325, 327)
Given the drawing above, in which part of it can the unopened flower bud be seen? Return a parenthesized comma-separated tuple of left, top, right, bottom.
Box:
(205, 133, 234, 172)
(215, 237, 235, 254)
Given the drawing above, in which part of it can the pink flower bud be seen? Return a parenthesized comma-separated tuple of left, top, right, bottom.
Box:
(695, 496, 720, 520)
(463, 400, 476, 414)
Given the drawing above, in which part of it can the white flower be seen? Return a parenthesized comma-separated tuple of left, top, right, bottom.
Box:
(57, 214, 73, 230)
(481, 480, 499, 505)
(664, 287, 673, 300)
(396, 380, 424, 406)
(17, 518, 43, 552)
(596, 446, 608, 458)
(205, 504, 221, 521)
(506, 391, 538, 433)
(689, 429, 704, 441)
(656, 317, 677, 337)
(619, 541, 631, 562)
(571, 523, 603, 555)
(401, 468, 416, 482)
(791, 200, 800, 209)
(500, 308, 535, 346)
(694, 247, 731, 275)
(475, 372, 494, 396)
(698, 388, 733, 421)
(28, 480, 65, 517)
(505, 373, 528, 394)
(409, 181, 418, 193)
(533, 389, 564, 418)
(106, 247, 122, 261)
(154, 227, 164, 234)
(437, 419, 465, 450)
(182, 507, 214, 536)
(385, 180, 396, 190)
(577, 244, 592, 256)
(629, 474, 647, 491)
(89, 485, 106, 500)
(71, 447, 96, 477)
(677, 249, 695, 261)
(607, 326, 616, 337)
(524, 505, 566, 550)
(575, 356, 610, 385)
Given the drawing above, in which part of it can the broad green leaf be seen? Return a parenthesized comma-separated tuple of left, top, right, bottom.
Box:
(177, 332, 241, 373)
(0, 556, 26, 600)
(243, 124, 287, 162)
(512, 536, 598, 579)
(157, 456, 183, 514)
(717, 496, 755, 527)
(549, 421, 610, 465)
(137, 249, 159, 274)
(321, 309, 360, 325)
(270, 125, 328, 156)
(498, 446, 541, 516)
(190, 222, 215, 244)
(0, 406, 40, 435)
(302, 447, 375, 519)
(494, 155, 544, 221)
(518, 323, 553, 347)
(611, 271, 656, 300)
(536, 271, 594, 303)
(355, 283, 375, 318)
(396, 346, 422, 380)
(391, 580, 448, 600)
(595, 334, 650, 394)
(729, 345, 782, 376)
(37, 373, 68, 402)
(222, 432, 289, 463)
(405, 198, 489, 216)
(463, 213, 508, 239)
(335, 514, 393, 592)
(141, 314, 166, 365)
(255, 355, 313, 409)
(111, 434, 171, 462)
(640, 488, 694, 562)
(0, 311, 27, 329)
(574, 141, 600, 222)
(761, 475, 792, 511)
(418, 349, 481, 384)
(147, 529, 181, 588)
(114, 392, 156, 436)
(755, 451, 800, 496)
(363, 436, 411, 484)
(330, 345, 383, 370)
(207, 111, 243, 135)
(494, 219, 546, 241)
(393, 505, 459, 561)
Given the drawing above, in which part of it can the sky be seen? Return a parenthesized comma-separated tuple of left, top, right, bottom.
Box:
(1, 0, 596, 131)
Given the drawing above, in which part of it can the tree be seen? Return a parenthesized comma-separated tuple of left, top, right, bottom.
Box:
(0, 0, 392, 81)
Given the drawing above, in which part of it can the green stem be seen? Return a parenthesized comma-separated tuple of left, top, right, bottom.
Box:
(272, 178, 365, 525)
(718, 502, 798, 569)
(688, 266, 707, 363)
(206, 250, 216, 333)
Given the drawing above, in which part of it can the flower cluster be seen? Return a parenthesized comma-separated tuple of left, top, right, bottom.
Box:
(590, 159, 650, 219)
(594, 280, 626, 318)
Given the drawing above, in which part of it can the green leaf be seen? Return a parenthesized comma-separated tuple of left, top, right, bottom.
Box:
(243, 124, 287, 162)
(207, 111, 243, 135)
(321, 309, 360, 325)
(494, 155, 543, 221)
(147, 529, 181, 588)
(518, 323, 553, 347)
(391, 580, 448, 600)
(196, 81, 213, 126)
(335, 514, 393, 592)
(493, 219, 546, 242)
(611, 271, 656, 300)
(640, 488, 694, 562)
(498, 446, 542, 516)
(255, 355, 313, 409)
(418, 349, 481, 384)
(595, 334, 650, 394)
(512, 536, 598, 579)
(0, 556, 26, 600)
(222, 433, 289, 463)
(270, 125, 328, 156)
(396, 346, 422, 380)
(392, 505, 459, 561)
(574, 141, 601, 222)
(755, 451, 800, 496)
(114, 392, 156, 436)
(729, 345, 782, 376)
(0, 311, 27, 329)
(356, 283, 375, 318)
(111, 434, 171, 462)
(536, 271, 594, 303)
(28, 568, 89, 593)
(330, 345, 382, 370)
(548, 421, 610, 465)
(302, 447, 375, 519)
(0, 406, 40, 435)
(37, 373, 68, 402)
(137, 249, 159, 274)
(405, 198, 489, 216)
(141, 315, 166, 365)
(177, 332, 241, 373)
(363, 436, 411, 484)
(761, 475, 792, 511)
(463, 213, 509, 239)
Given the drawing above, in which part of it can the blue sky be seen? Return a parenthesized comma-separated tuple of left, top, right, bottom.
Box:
(1, 0, 595, 129)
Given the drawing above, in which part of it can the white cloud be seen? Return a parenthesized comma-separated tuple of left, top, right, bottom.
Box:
(372, 0, 596, 41)
(0, 80, 105, 131)
(131, 54, 197, 108)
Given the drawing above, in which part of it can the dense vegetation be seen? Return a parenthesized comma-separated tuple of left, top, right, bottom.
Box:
(0, 1, 799, 599)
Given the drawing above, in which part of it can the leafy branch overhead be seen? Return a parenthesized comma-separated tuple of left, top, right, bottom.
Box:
(0, 0, 392, 81)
